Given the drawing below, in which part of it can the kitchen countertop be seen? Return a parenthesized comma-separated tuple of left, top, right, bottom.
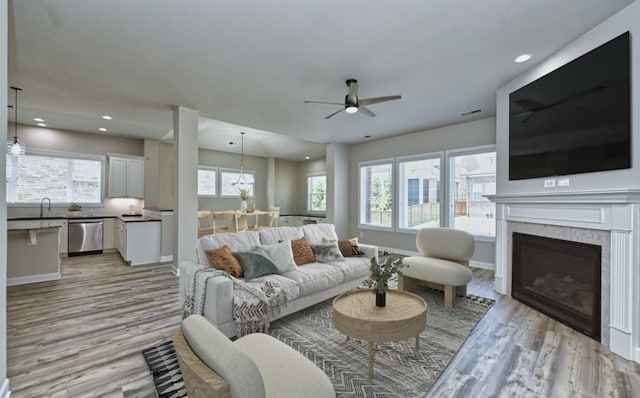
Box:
(7, 215, 161, 222)
(117, 215, 161, 222)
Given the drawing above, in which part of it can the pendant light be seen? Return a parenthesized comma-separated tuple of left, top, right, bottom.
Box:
(231, 131, 253, 188)
(7, 86, 26, 156)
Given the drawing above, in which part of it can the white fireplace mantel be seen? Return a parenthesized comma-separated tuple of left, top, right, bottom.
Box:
(488, 189, 640, 363)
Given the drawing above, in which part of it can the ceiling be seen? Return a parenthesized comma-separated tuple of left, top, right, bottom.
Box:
(7, 0, 635, 160)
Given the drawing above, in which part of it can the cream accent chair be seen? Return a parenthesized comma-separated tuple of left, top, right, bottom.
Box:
(173, 315, 335, 398)
(197, 211, 214, 237)
(399, 228, 474, 308)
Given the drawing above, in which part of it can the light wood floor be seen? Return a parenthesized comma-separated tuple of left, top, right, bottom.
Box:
(6, 252, 181, 397)
(428, 268, 640, 398)
(6, 255, 640, 397)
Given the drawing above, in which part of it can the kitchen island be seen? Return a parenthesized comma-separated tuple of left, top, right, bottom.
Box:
(7, 219, 65, 286)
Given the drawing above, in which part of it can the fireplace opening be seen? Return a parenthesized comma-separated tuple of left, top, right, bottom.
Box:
(512, 232, 601, 341)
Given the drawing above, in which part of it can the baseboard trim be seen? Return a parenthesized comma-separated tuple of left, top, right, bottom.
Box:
(470, 260, 495, 270)
(8, 272, 60, 286)
(0, 378, 11, 398)
(160, 255, 173, 263)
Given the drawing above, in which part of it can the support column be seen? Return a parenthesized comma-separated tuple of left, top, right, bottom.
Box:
(172, 107, 199, 273)
(326, 143, 349, 238)
(266, 157, 276, 209)
(1, 0, 10, 396)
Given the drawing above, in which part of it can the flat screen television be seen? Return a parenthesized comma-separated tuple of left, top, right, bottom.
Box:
(509, 31, 630, 181)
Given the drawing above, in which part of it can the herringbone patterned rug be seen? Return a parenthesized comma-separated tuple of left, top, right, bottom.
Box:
(143, 288, 493, 398)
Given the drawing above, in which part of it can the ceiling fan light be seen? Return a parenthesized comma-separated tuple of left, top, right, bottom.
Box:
(345, 106, 358, 114)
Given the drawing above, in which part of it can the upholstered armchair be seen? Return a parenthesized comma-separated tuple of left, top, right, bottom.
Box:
(398, 227, 475, 308)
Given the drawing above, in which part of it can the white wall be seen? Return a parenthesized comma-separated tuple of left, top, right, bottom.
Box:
(349, 117, 497, 264)
(496, 2, 640, 195)
(274, 159, 298, 214)
(296, 159, 327, 214)
(198, 147, 269, 212)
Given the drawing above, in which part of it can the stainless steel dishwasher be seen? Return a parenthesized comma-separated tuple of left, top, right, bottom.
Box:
(68, 219, 104, 256)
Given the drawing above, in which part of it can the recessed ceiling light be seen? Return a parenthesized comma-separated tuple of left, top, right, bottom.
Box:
(514, 53, 532, 63)
(305, 156, 310, 160)
(33, 117, 44, 122)
(98, 127, 108, 132)
(102, 115, 112, 120)
(228, 141, 238, 146)
(37, 123, 47, 127)
(364, 135, 371, 138)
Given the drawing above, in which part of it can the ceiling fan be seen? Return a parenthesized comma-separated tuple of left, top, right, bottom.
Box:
(304, 79, 401, 119)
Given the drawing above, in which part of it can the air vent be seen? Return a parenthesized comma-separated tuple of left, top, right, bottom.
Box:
(460, 109, 482, 116)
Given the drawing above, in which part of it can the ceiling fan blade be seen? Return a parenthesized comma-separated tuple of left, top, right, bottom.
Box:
(304, 100, 344, 106)
(325, 108, 345, 119)
(359, 95, 402, 106)
(359, 106, 376, 118)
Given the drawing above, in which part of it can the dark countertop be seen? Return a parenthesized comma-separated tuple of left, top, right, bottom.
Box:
(280, 214, 327, 218)
(8, 215, 160, 222)
(117, 215, 161, 222)
(143, 207, 174, 212)
(8, 215, 117, 220)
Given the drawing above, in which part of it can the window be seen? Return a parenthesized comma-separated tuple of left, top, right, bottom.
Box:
(359, 161, 393, 228)
(448, 149, 496, 236)
(398, 155, 441, 230)
(307, 174, 326, 212)
(407, 179, 419, 206)
(197, 166, 217, 197)
(220, 169, 255, 197)
(6, 151, 103, 204)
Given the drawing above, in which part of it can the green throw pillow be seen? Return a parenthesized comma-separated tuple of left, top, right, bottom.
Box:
(232, 252, 279, 280)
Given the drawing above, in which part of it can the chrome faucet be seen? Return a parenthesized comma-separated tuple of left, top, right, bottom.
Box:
(40, 197, 51, 218)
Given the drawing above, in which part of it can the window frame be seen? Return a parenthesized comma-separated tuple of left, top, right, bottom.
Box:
(358, 158, 395, 231)
(6, 148, 105, 207)
(219, 167, 255, 198)
(395, 152, 444, 233)
(445, 144, 497, 240)
(307, 173, 327, 213)
(197, 166, 218, 197)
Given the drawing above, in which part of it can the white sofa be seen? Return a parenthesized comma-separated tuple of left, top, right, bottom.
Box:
(179, 223, 378, 337)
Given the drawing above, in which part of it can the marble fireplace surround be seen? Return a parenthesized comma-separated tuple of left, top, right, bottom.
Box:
(489, 189, 640, 363)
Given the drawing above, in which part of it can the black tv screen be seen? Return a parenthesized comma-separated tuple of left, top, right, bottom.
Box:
(509, 31, 631, 181)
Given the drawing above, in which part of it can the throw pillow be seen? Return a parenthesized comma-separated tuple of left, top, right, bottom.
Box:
(204, 245, 243, 277)
(311, 242, 344, 262)
(348, 237, 364, 256)
(291, 237, 316, 265)
(253, 241, 297, 274)
(337, 240, 354, 257)
(232, 252, 279, 280)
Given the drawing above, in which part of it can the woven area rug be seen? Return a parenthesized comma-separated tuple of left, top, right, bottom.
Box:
(142, 288, 493, 398)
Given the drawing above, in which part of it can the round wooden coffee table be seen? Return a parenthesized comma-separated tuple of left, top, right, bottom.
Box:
(332, 288, 427, 379)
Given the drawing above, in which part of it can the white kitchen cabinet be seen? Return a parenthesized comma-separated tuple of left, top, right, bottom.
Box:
(107, 155, 144, 198)
(115, 218, 161, 265)
(59, 220, 68, 255)
(278, 216, 292, 227)
(115, 218, 126, 259)
(103, 218, 115, 250)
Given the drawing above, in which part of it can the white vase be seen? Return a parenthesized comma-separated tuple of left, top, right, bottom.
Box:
(240, 200, 247, 213)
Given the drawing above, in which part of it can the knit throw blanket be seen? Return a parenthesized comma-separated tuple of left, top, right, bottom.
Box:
(181, 264, 287, 337)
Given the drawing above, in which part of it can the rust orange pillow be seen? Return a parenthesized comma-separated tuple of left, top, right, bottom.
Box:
(291, 237, 316, 265)
(204, 245, 243, 277)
